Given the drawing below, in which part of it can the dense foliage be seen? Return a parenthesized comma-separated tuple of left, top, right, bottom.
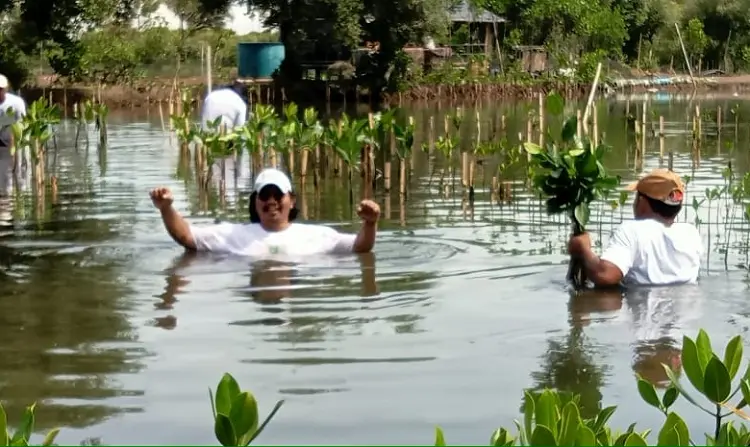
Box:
(0, 0, 749, 89)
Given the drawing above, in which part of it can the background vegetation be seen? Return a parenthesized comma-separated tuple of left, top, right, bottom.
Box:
(0, 0, 749, 92)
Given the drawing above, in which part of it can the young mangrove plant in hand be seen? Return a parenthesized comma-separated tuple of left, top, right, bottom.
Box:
(209, 373, 284, 446)
(523, 114, 620, 290)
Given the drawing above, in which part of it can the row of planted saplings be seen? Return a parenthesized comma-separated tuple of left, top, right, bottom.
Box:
(7, 98, 109, 193)
(170, 94, 416, 203)
(167, 90, 635, 205)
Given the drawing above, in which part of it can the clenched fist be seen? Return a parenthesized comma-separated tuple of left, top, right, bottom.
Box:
(356, 199, 380, 224)
(150, 187, 174, 211)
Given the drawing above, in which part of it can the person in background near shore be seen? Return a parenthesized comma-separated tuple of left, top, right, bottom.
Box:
(149, 168, 380, 256)
(200, 80, 249, 131)
(568, 168, 702, 287)
(0, 74, 27, 196)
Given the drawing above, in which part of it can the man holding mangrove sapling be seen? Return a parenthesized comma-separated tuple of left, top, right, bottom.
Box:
(0, 74, 26, 196)
(568, 168, 702, 287)
(200, 80, 249, 131)
(149, 168, 381, 256)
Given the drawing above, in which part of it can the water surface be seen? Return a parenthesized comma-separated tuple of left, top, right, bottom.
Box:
(1, 96, 750, 444)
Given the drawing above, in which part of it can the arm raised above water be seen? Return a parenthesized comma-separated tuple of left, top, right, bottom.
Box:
(159, 205, 198, 251)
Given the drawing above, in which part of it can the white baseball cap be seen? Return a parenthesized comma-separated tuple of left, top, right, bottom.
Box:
(0, 75, 8, 89)
(253, 168, 293, 194)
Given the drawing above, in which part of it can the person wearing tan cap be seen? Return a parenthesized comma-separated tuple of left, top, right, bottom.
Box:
(568, 168, 702, 287)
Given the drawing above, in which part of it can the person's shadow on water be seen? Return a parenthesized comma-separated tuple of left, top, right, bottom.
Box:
(153, 251, 379, 329)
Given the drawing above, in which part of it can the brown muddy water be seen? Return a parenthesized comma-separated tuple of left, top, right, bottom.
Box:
(2, 95, 750, 445)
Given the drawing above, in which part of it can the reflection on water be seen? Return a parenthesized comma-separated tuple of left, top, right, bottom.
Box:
(0, 99, 748, 443)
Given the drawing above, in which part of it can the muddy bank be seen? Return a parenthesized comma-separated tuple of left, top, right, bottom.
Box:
(20, 75, 280, 110)
(18, 73, 750, 109)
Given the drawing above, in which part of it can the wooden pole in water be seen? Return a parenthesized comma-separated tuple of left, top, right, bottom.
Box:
(576, 109, 583, 139)
(206, 45, 213, 93)
(641, 99, 647, 159)
(384, 126, 393, 192)
(659, 115, 665, 162)
(674, 23, 696, 88)
(717, 105, 722, 154)
(538, 93, 545, 147)
(582, 62, 602, 135)
(695, 104, 702, 146)
(592, 104, 599, 147)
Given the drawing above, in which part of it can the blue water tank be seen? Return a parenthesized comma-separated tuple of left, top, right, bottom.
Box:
(237, 42, 285, 78)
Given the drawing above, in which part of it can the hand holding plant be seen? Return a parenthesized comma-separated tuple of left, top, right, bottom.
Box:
(523, 93, 620, 289)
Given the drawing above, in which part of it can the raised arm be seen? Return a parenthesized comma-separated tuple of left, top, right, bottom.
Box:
(150, 187, 196, 250)
(353, 199, 380, 253)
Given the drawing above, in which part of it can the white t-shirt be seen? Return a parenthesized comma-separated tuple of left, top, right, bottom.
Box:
(600, 219, 702, 286)
(0, 93, 26, 121)
(189, 222, 357, 257)
(0, 93, 26, 154)
(200, 89, 247, 130)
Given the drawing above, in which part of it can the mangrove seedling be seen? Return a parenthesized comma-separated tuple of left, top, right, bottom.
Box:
(209, 373, 284, 446)
(393, 116, 415, 196)
(279, 103, 300, 177)
(327, 114, 370, 204)
(196, 117, 239, 189)
(74, 100, 97, 149)
(433, 386, 694, 446)
(296, 107, 324, 181)
(659, 330, 750, 444)
(93, 102, 109, 147)
(523, 114, 620, 289)
(243, 104, 278, 170)
(1, 401, 60, 446)
(19, 99, 61, 187)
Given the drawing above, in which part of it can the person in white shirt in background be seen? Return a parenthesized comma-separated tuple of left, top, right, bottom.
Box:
(200, 80, 249, 131)
(568, 168, 702, 287)
(149, 168, 380, 256)
(0, 74, 27, 197)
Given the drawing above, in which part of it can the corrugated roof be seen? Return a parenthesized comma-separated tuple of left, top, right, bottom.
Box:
(449, 0, 505, 23)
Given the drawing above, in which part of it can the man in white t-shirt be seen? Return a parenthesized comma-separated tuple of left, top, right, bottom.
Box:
(200, 81, 248, 131)
(149, 168, 380, 256)
(568, 168, 702, 287)
(0, 74, 26, 196)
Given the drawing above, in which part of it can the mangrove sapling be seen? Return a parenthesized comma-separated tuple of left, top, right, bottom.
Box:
(433, 387, 680, 446)
(196, 118, 239, 191)
(393, 116, 415, 197)
(20, 99, 61, 189)
(523, 115, 620, 290)
(170, 92, 198, 154)
(74, 100, 96, 150)
(433, 136, 458, 193)
(279, 103, 300, 178)
(209, 373, 283, 446)
(329, 114, 369, 205)
(361, 112, 384, 198)
(93, 102, 109, 147)
(0, 401, 60, 446)
(655, 330, 750, 444)
(296, 107, 324, 185)
(375, 108, 398, 192)
(244, 105, 277, 173)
